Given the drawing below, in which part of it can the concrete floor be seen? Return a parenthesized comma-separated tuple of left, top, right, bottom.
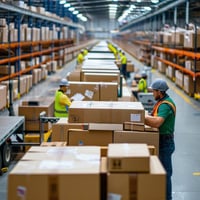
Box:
(1, 50, 200, 200)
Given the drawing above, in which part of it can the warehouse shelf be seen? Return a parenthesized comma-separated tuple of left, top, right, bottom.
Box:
(0, 2, 84, 31)
(152, 46, 200, 59)
(0, 1, 94, 113)
(155, 57, 196, 77)
(0, 39, 74, 49)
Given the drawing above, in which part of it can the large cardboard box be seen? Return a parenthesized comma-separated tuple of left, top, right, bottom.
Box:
(8, 147, 102, 200)
(113, 130, 159, 155)
(51, 118, 88, 142)
(68, 129, 113, 146)
(108, 156, 166, 200)
(107, 143, 150, 172)
(67, 81, 100, 101)
(68, 101, 145, 124)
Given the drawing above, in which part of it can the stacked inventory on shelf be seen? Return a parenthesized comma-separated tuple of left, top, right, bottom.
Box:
(114, 27, 200, 98)
(0, 1, 96, 111)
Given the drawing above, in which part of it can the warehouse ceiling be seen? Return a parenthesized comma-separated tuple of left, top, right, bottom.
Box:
(21, 0, 200, 26)
(1, 0, 200, 30)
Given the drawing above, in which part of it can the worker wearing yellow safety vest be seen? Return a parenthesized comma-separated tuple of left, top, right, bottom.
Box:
(54, 78, 71, 117)
(83, 48, 88, 56)
(120, 52, 127, 79)
(145, 78, 176, 200)
(77, 50, 84, 65)
(138, 71, 148, 93)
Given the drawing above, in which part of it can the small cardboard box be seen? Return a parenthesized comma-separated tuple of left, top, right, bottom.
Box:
(107, 143, 150, 172)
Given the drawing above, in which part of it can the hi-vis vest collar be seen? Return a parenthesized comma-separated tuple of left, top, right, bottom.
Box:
(152, 100, 176, 116)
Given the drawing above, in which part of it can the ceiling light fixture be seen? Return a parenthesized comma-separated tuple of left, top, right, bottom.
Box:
(60, 0, 66, 4)
(151, 0, 159, 3)
(64, 3, 70, 7)
(69, 7, 75, 11)
(73, 10, 79, 15)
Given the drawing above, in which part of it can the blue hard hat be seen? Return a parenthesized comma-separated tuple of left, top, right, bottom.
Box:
(59, 78, 69, 86)
(149, 78, 169, 92)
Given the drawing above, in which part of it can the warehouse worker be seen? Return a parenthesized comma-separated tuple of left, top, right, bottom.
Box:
(54, 78, 72, 117)
(138, 71, 148, 93)
(145, 78, 176, 200)
(120, 52, 127, 79)
(132, 71, 148, 99)
(83, 48, 88, 56)
(77, 50, 84, 65)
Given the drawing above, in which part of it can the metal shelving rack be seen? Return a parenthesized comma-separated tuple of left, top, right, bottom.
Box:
(0, 1, 89, 114)
(115, 0, 200, 99)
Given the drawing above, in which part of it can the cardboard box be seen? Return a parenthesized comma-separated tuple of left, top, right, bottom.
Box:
(51, 118, 88, 142)
(8, 146, 102, 200)
(184, 30, 200, 48)
(81, 69, 120, 81)
(25, 120, 51, 132)
(0, 84, 7, 110)
(88, 123, 123, 131)
(18, 96, 54, 120)
(113, 130, 159, 155)
(68, 129, 113, 146)
(68, 101, 145, 124)
(123, 122, 145, 131)
(108, 156, 166, 200)
(67, 81, 100, 101)
(107, 143, 150, 172)
(83, 73, 119, 83)
(99, 82, 118, 101)
(40, 142, 67, 147)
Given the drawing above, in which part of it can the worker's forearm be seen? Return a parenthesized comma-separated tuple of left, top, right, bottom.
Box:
(145, 115, 164, 128)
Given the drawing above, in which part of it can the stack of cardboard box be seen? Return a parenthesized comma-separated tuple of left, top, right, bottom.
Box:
(8, 144, 166, 200)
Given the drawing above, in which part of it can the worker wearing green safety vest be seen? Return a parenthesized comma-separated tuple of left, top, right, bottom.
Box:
(54, 78, 71, 117)
(138, 71, 148, 93)
(145, 78, 176, 200)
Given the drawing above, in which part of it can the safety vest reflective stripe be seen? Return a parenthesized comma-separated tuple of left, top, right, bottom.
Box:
(54, 109, 67, 114)
(152, 100, 176, 116)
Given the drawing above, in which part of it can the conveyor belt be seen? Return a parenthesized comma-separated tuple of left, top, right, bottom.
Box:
(0, 116, 24, 146)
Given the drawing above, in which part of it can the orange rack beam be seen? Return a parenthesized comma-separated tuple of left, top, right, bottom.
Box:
(152, 46, 200, 59)
(156, 57, 196, 77)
